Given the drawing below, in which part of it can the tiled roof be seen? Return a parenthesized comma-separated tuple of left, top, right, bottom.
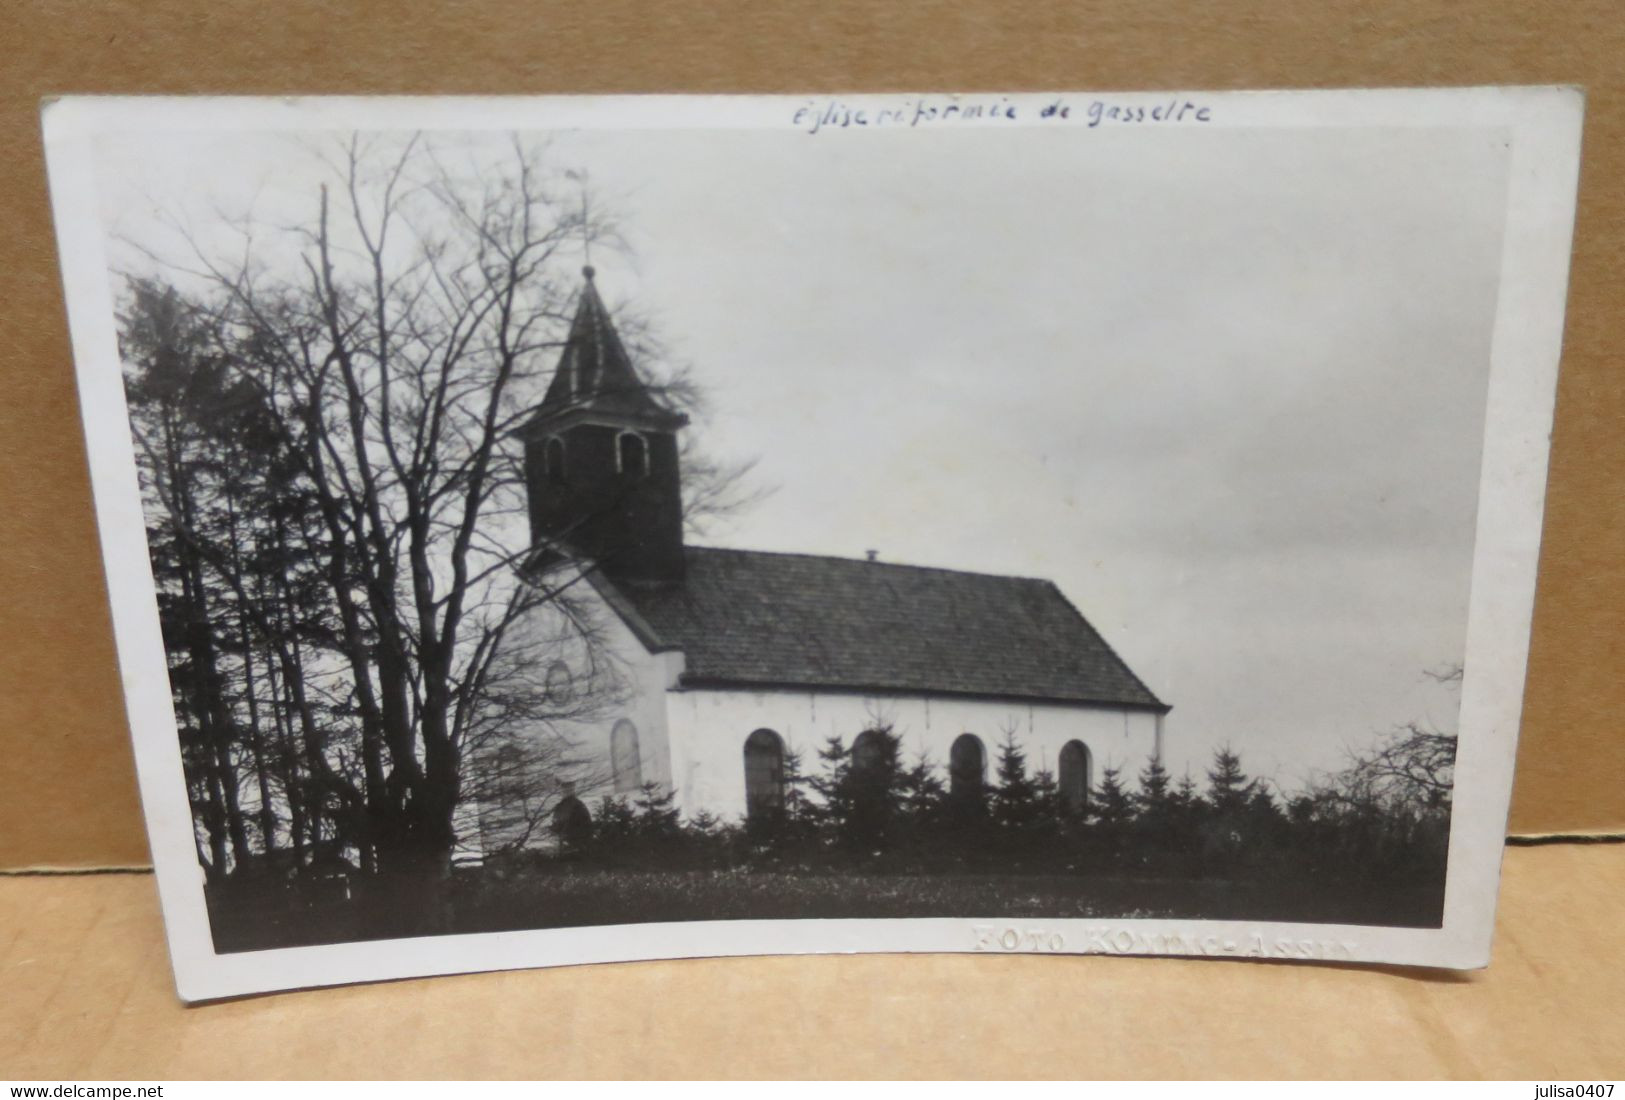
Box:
(607, 546, 1167, 710)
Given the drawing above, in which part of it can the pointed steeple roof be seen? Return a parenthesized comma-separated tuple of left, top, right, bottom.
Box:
(521, 267, 688, 435)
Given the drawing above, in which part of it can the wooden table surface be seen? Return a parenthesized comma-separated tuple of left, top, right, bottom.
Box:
(2, 842, 1620, 1080)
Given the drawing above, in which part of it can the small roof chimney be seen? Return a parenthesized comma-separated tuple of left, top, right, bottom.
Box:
(865, 549, 879, 562)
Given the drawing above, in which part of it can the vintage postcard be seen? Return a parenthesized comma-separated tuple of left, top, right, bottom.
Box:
(42, 88, 1581, 1000)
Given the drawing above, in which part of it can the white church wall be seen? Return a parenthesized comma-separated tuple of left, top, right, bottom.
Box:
(476, 568, 1166, 843)
(535, 578, 678, 797)
(665, 686, 1162, 823)
(471, 570, 678, 855)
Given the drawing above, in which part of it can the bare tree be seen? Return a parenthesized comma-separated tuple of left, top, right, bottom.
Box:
(1287, 665, 1460, 876)
(1345, 721, 1457, 812)
(1346, 664, 1461, 813)
(119, 134, 750, 899)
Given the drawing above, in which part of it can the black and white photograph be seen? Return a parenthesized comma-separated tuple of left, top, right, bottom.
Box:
(42, 89, 1581, 997)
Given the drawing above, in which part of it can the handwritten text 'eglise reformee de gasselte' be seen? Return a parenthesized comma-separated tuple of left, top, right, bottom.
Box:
(790, 95, 1214, 135)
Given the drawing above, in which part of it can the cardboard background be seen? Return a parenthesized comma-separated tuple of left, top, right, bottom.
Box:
(2, 0, 1620, 869)
(4, 844, 1623, 1076)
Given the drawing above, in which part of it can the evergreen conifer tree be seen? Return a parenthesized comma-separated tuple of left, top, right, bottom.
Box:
(1092, 765, 1137, 855)
(810, 728, 909, 854)
(1137, 756, 1172, 814)
(1172, 771, 1201, 823)
(991, 728, 1041, 833)
(632, 782, 682, 842)
(1205, 745, 1254, 818)
(808, 736, 853, 836)
(902, 752, 946, 829)
(1031, 766, 1061, 842)
(779, 746, 817, 838)
(1134, 755, 1175, 857)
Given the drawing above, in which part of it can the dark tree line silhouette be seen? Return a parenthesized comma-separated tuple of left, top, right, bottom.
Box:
(523, 719, 1455, 887)
(207, 717, 1455, 950)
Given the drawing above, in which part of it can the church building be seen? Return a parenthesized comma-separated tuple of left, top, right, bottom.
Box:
(481, 268, 1169, 849)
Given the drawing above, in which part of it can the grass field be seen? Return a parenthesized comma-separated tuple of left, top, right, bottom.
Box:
(206, 865, 1446, 953)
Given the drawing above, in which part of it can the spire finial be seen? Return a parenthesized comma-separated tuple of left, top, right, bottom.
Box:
(583, 264, 596, 281)
(579, 170, 592, 273)
(565, 166, 592, 271)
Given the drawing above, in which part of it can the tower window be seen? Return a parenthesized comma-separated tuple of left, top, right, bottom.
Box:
(544, 437, 566, 482)
(617, 431, 649, 478)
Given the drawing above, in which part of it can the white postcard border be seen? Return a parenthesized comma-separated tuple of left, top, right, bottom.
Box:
(41, 87, 1583, 1001)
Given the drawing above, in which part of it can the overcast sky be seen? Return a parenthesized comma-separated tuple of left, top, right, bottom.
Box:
(91, 120, 1511, 789)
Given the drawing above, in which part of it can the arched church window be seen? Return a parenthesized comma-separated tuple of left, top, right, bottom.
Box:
(544, 661, 573, 705)
(552, 795, 592, 852)
(544, 436, 566, 482)
(1059, 740, 1093, 815)
(851, 729, 887, 775)
(610, 719, 642, 793)
(617, 431, 649, 478)
(743, 728, 786, 823)
(949, 734, 986, 798)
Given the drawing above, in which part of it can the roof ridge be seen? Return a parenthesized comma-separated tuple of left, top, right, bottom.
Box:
(685, 544, 1056, 585)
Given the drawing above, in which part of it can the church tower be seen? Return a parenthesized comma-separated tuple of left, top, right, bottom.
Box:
(518, 267, 689, 584)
